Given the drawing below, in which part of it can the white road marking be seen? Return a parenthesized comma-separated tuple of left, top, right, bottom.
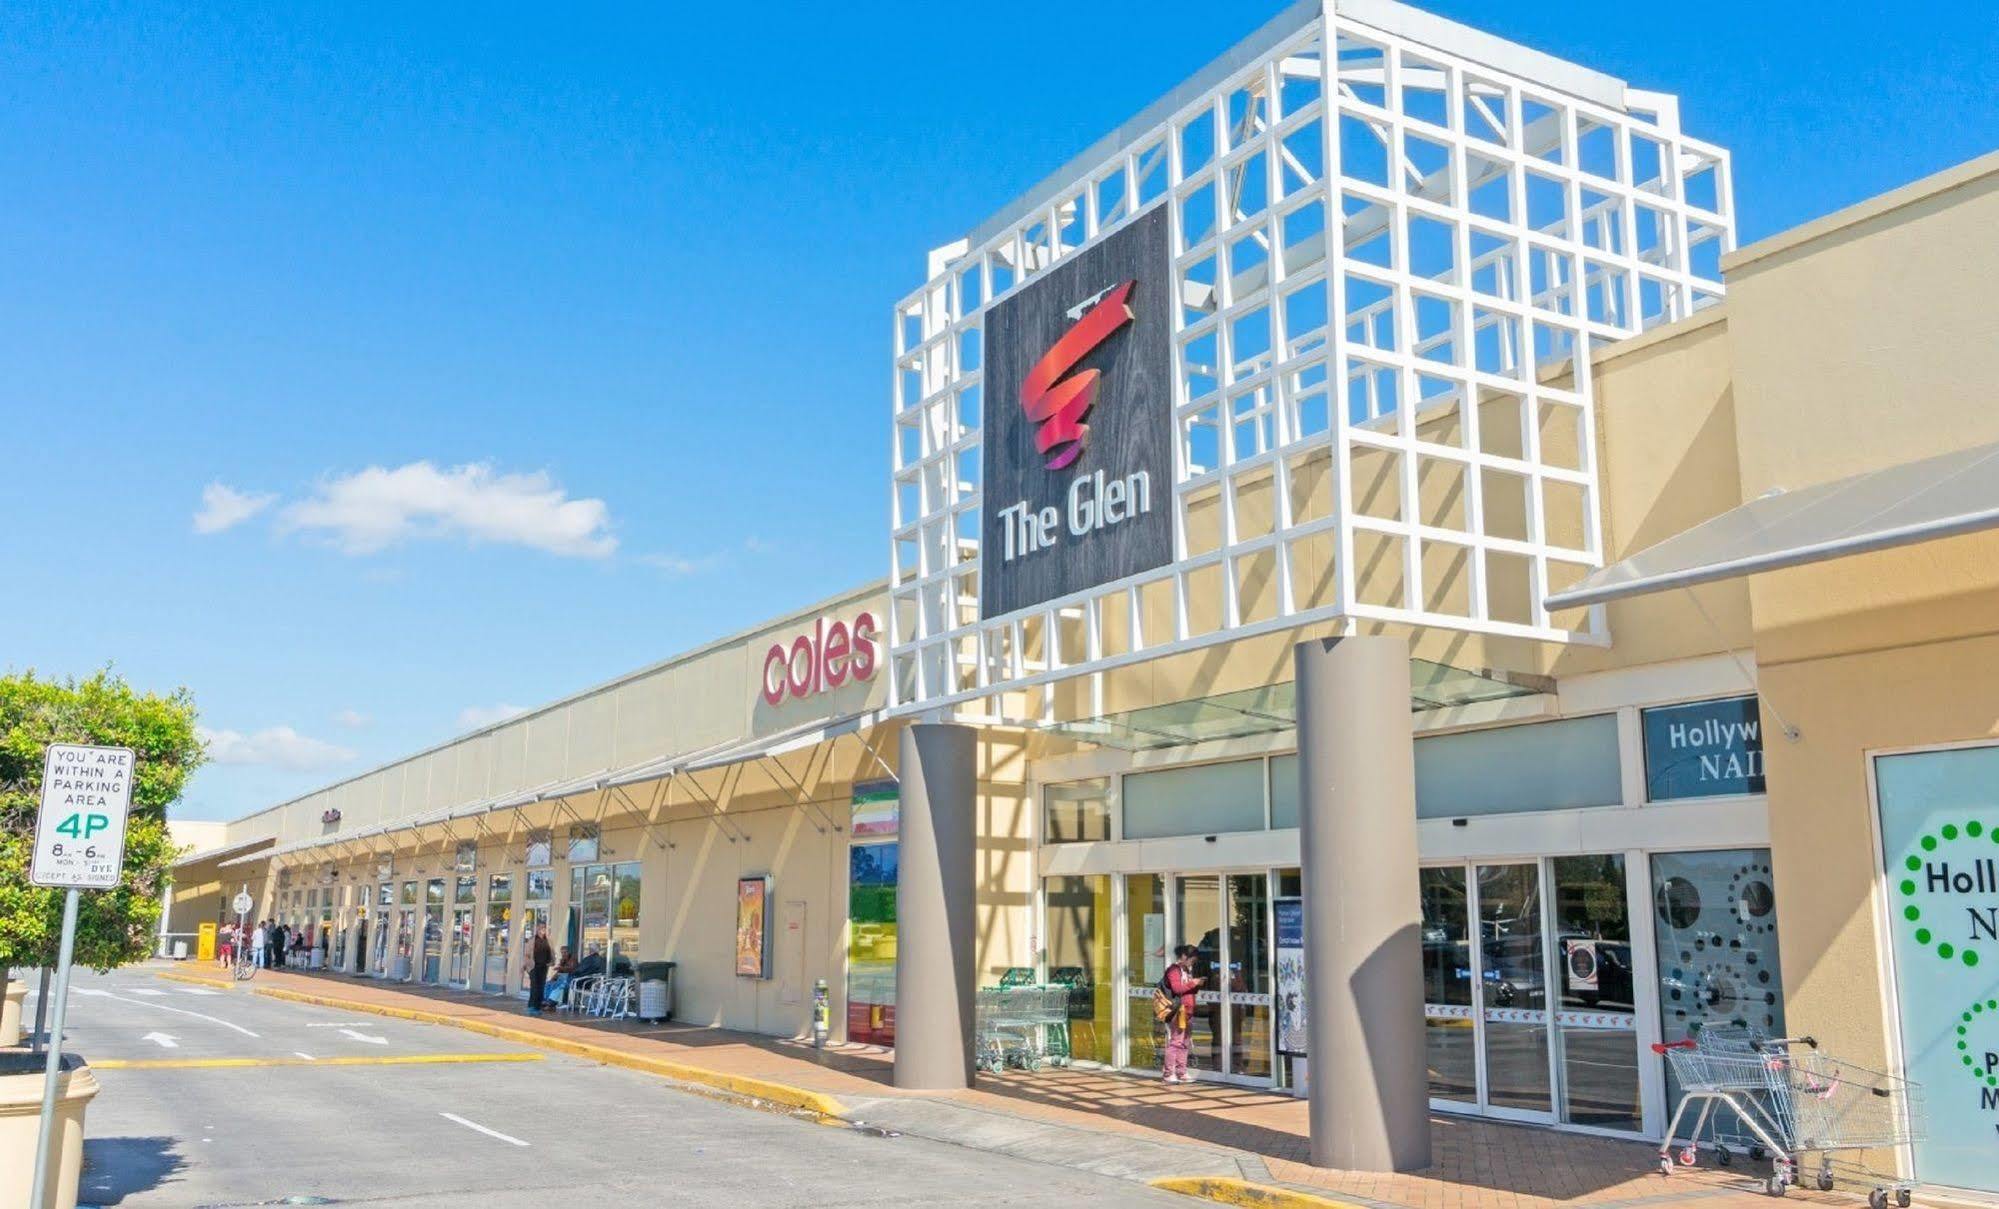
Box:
(76, 989, 260, 1038)
(127, 988, 166, 997)
(338, 1028, 388, 1046)
(440, 1113, 528, 1147)
(303, 1021, 368, 1028)
(140, 1032, 180, 1049)
(293, 1051, 315, 1061)
(175, 988, 222, 997)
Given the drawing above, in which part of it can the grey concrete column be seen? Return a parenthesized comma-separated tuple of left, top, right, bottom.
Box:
(1296, 634, 1431, 1172)
(893, 722, 977, 1090)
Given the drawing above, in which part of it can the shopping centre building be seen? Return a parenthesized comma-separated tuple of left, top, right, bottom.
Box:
(165, 0, 1999, 1196)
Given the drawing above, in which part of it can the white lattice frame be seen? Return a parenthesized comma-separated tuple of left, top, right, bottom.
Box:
(889, 3, 1734, 718)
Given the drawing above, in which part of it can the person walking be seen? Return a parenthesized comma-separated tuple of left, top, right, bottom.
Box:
(1161, 944, 1206, 1084)
(218, 922, 235, 968)
(251, 919, 268, 968)
(526, 926, 554, 1015)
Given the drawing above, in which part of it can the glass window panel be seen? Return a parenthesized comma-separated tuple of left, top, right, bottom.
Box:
(1123, 760, 1265, 839)
(1044, 875, 1114, 1064)
(1642, 696, 1767, 801)
(1420, 866, 1477, 1103)
(567, 825, 599, 863)
(1477, 862, 1551, 1113)
(1270, 755, 1299, 828)
(610, 862, 641, 973)
(1227, 872, 1272, 1080)
(1651, 848, 1785, 1116)
(1043, 778, 1112, 843)
(1175, 874, 1225, 1074)
(1551, 854, 1640, 1131)
(1416, 714, 1622, 818)
(1125, 873, 1166, 1072)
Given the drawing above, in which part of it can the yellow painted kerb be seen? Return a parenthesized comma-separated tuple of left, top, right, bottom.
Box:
(1150, 1176, 1368, 1209)
(246, 984, 848, 1120)
(154, 970, 235, 990)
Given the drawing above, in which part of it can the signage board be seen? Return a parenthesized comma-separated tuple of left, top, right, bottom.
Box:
(980, 205, 1174, 617)
(1275, 897, 1307, 1057)
(30, 743, 135, 889)
(761, 611, 880, 706)
(233, 890, 254, 916)
(735, 875, 771, 979)
(1875, 745, 1999, 1193)
(1641, 696, 1766, 801)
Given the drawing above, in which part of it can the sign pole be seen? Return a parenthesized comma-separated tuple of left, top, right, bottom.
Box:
(27, 887, 81, 1209)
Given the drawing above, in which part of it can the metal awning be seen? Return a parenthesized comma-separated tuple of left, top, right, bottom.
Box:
(1547, 438, 1999, 611)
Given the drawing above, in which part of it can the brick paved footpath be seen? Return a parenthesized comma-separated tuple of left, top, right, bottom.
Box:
(152, 962, 1881, 1209)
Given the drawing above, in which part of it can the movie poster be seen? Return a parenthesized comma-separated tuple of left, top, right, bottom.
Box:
(736, 875, 770, 978)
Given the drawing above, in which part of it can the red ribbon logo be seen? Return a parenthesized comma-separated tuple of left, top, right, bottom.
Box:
(1020, 281, 1136, 471)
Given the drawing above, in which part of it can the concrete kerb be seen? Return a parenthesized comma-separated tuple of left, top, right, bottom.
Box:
(1150, 1176, 1369, 1209)
(148, 970, 848, 1121)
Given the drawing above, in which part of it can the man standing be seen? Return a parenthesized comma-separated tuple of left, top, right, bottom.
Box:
(527, 925, 554, 1015)
(251, 919, 268, 968)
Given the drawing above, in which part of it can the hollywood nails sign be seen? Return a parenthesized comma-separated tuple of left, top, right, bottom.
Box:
(761, 612, 879, 705)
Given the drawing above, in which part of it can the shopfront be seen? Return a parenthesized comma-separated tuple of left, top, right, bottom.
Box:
(1032, 685, 1780, 1140)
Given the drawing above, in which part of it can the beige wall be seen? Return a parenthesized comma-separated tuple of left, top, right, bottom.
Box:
(227, 580, 889, 850)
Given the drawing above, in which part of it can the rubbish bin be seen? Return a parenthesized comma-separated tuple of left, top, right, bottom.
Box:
(172, 939, 189, 960)
(636, 961, 675, 1023)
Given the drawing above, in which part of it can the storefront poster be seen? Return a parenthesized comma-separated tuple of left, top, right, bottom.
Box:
(736, 875, 770, 978)
(1275, 897, 1307, 1057)
(847, 840, 898, 1045)
(1641, 696, 1766, 801)
(851, 779, 899, 838)
(1876, 746, 1999, 1194)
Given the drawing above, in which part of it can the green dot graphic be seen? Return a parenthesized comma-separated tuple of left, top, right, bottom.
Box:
(1967, 950, 1983, 968)
(1943, 824, 1960, 840)
(1941, 943, 1956, 959)
(1922, 835, 1938, 851)
(1969, 821, 1985, 837)
(1906, 855, 1922, 871)
(1904, 905, 1921, 921)
(1918, 929, 1933, 944)
(1901, 879, 1917, 896)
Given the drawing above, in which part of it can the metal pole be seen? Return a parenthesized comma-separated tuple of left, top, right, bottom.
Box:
(32, 967, 52, 1055)
(29, 888, 81, 1209)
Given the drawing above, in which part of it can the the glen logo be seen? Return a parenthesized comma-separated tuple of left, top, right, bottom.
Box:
(1022, 281, 1136, 471)
(995, 279, 1156, 564)
(761, 612, 879, 706)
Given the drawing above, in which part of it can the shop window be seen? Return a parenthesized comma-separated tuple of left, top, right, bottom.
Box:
(1415, 714, 1621, 818)
(1122, 760, 1264, 839)
(1642, 696, 1765, 801)
(525, 830, 552, 867)
(848, 841, 898, 1046)
(1043, 778, 1111, 843)
(1650, 849, 1785, 1114)
(453, 841, 477, 872)
(610, 862, 641, 971)
(1124, 873, 1166, 1071)
(1270, 755, 1299, 828)
(566, 824, 599, 863)
(1044, 876, 1114, 1064)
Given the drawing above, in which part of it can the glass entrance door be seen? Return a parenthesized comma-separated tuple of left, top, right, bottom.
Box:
(483, 874, 513, 993)
(1132, 871, 1276, 1085)
(422, 878, 444, 982)
(448, 876, 476, 987)
(1421, 857, 1641, 1131)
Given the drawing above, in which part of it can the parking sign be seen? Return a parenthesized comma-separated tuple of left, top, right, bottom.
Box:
(30, 743, 136, 889)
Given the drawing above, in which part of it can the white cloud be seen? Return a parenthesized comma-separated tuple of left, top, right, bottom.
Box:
(279, 461, 616, 558)
(331, 709, 371, 729)
(638, 551, 723, 576)
(742, 535, 776, 554)
(193, 482, 276, 534)
(198, 725, 357, 772)
(457, 703, 528, 731)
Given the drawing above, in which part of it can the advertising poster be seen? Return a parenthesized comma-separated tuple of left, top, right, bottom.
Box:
(1876, 746, 1999, 1194)
(851, 778, 899, 838)
(736, 875, 770, 978)
(1275, 897, 1307, 1057)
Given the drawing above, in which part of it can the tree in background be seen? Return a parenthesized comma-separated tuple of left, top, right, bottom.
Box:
(0, 669, 204, 972)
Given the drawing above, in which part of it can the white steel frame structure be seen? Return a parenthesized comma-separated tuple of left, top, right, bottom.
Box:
(889, 0, 1734, 717)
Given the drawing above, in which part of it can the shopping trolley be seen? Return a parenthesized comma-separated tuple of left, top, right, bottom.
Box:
(973, 986, 1074, 1072)
(1656, 1033, 1923, 1205)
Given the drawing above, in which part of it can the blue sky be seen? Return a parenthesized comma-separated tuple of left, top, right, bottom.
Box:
(3, 2, 1994, 822)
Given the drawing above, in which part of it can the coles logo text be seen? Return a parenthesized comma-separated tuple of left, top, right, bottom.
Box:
(762, 612, 879, 705)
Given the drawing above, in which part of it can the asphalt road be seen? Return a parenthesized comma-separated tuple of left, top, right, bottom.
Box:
(44, 967, 1184, 1208)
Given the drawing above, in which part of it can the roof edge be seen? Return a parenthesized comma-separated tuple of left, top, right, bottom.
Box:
(1724, 149, 1999, 276)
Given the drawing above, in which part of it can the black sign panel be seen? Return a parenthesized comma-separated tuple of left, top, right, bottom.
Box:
(980, 206, 1174, 618)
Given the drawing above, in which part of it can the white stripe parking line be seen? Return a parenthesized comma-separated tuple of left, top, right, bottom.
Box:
(175, 988, 222, 997)
(73, 989, 261, 1038)
(127, 988, 166, 996)
(294, 1052, 315, 1061)
(440, 1113, 528, 1147)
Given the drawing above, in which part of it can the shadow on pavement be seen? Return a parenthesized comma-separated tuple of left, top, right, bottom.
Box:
(81, 1135, 186, 1206)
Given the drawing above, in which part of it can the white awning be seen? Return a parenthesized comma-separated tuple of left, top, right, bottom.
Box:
(1547, 439, 1999, 611)
(172, 834, 276, 870)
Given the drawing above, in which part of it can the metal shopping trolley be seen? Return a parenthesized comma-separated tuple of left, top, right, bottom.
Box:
(1656, 1033, 1923, 1205)
(973, 986, 1074, 1072)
